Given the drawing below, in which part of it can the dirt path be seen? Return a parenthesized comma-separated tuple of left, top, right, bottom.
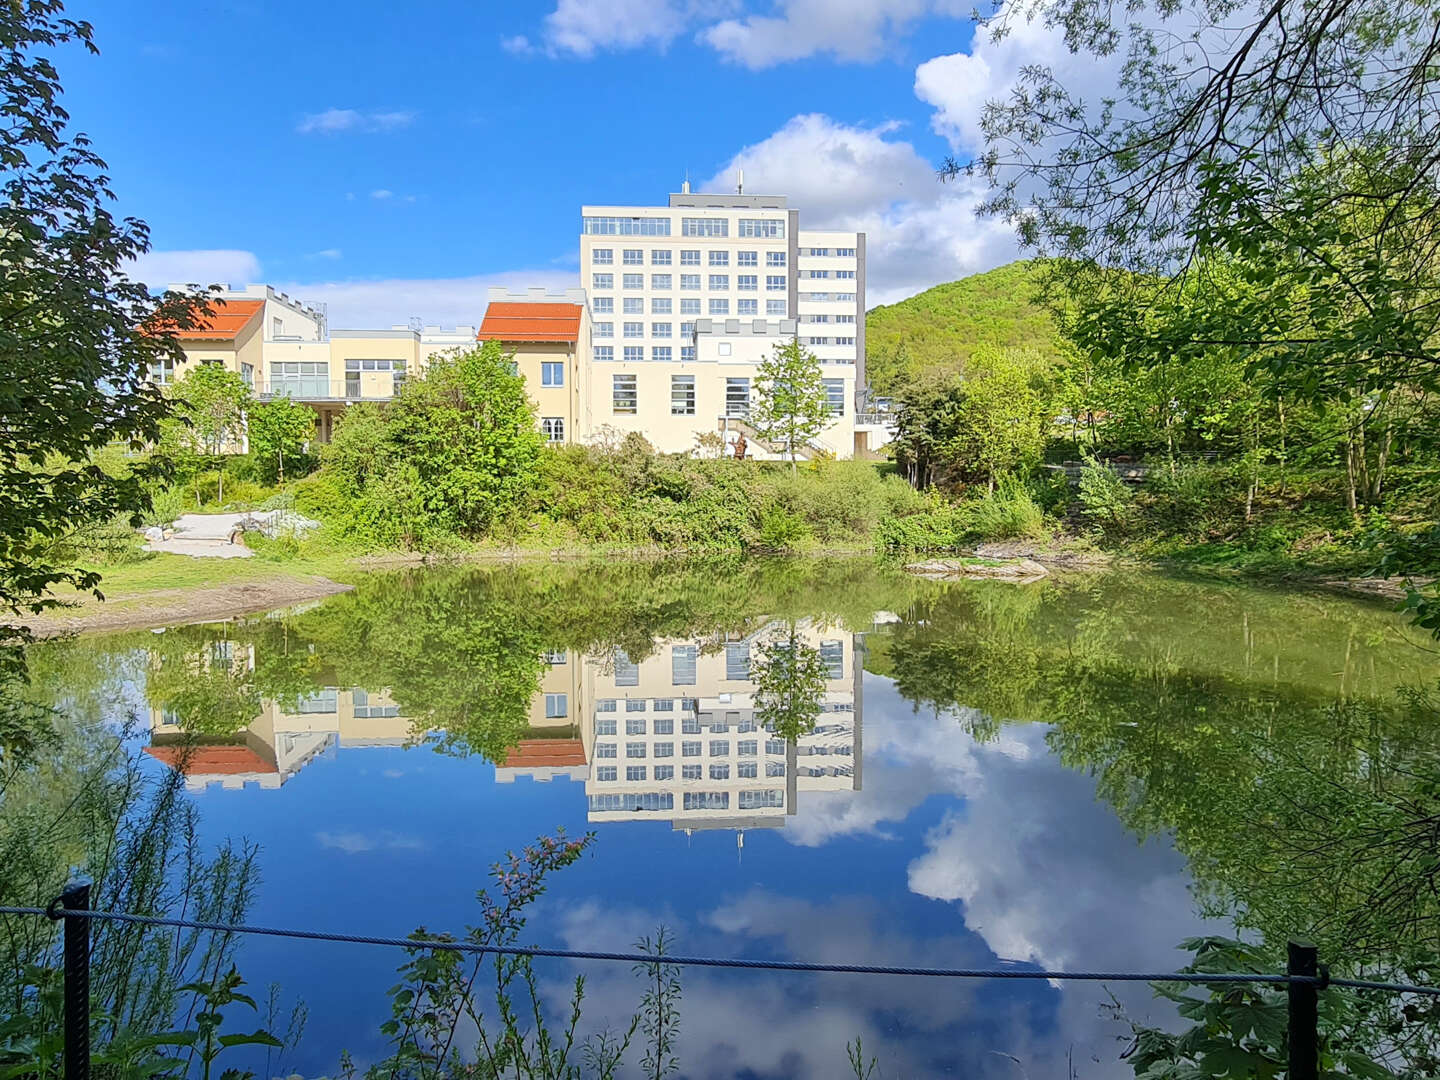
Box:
(23, 575, 353, 638)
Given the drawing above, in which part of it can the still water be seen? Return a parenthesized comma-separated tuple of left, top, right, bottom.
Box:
(26, 559, 1440, 1078)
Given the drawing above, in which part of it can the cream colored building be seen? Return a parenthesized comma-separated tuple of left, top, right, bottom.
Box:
(476, 288, 590, 445)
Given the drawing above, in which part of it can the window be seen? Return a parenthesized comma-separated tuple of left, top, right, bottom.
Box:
(593, 273, 614, 290)
(592, 297, 614, 314)
(593, 346, 613, 362)
(837, 314, 856, 323)
(709, 763, 730, 780)
(679, 321, 695, 337)
(680, 298, 701, 315)
(652, 322, 672, 338)
(597, 699, 618, 712)
(808, 337, 833, 346)
(626, 742, 646, 759)
(823, 378, 845, 416)
(766, 251, 787, 266)
(805, 247, 830, 256)
(726, 644, 750, 680)
(739, 218, 784, 237)
(596, 765, 617, 781)
(613, 374, 637, 414)
(239, 362, 255, 389)
(651, 275, 672, 292)
(806, 314, 831, 324)
(623, 297, 644, 314)
(583, 216, 670, 235)
(590, 792, 673, 812)
(682, 217, 728, 237)
(737, 250, 758, 266)
(623, 321, 643, 338)
(270, 361, 330, 398)
(622, 273, 643, 290)
(651, 249, 672, 265)
(352, 688, 399, 718)
(654, 718, 674, 737)
(543, 693, 568, 719)
(709, 715, 728, 732)
(708, 250, 729, 267)
(541, 361, 564, 387)
(766, 275, 786, 291)
(836, 270, 857, 279)
(654, 742, 674, 758)
(682, 714, 701, 734)
(541, 417, 565, 443)
(681, 766, 704, 783)
(626, 766, 647, 781)
(625, 716, 646, 736)
(681, 345, 696, 362)
(766, 761, 786, 777)
(680, 274, 701, 290)
(802, 269, 830, 279)
(652, 346, 672, 362)
(595, 717, 617, 735)
(737, 274, 758, 291)
(821, 639, 844, 678)
(654, 699, 675, 713)
(836, 337, 855, 345)
(725, 377, 750, 417)
(708, 274, 729, 290)
(651, 297, 672, 314)
(624, 346, 644, 362)
(593, 248, 613, 264)
(709, 299, 730, 315)
(737, 299, 758, 315)
(682, 740, 702, 757)
(739, 790, 784, 809)
(709, 739, 729, 757)
(672, 645, 697, 685)
(622, 248, 643, 265)
(738, 739, 758, 756)
(767, 739, 786, 754)
(767, 300, 787, 315)
(680, 249, 700, 265)
(594, 322, 614, 339)
(596, 743, 617, 759)
(837, 247, 856, 256)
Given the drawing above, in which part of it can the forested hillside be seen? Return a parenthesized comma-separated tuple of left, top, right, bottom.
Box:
(865, 261, 1061, 394)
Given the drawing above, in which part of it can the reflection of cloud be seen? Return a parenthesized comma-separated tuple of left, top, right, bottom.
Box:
(382, 769, 404, 779)
(314, 829, 424, 854)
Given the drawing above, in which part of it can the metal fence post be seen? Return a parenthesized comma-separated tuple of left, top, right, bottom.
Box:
(58, 878, 92, 1080)
(1288, 939, 1319, 1080)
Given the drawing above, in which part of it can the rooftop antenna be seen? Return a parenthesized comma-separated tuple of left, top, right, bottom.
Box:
(681, 170, 691, 195)
(737, 167, 744, 195)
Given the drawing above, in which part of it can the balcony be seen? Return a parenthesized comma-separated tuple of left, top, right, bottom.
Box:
(262, 380, 398, 402)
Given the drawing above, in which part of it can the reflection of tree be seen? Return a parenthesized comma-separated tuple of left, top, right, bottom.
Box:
(751, 626, 828, 743)
(144, 634, 260, 738)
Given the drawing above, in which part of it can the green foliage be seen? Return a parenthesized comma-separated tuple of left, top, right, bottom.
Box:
(247, 397, 316, 485)
(961, 478, 1048, 541)
(875, 498, 971, 552)
(751, 626, 829, 741)
(0, 3, 215, 674)
(748, 338, 832, 467)
(1078, 458, 1138, 539)
(865, 261, 1062, 394)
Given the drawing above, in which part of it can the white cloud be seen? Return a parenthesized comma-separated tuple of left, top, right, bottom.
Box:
(500, 33, 535, 54)
(272, 268, 577, 330)
(704, 113, 1018, 304)
(296, 107, 417, 135)
(127, 248, 263, 290)
(314, 829, 424, 854)
(306, 248, 343, 260)
(369, 188, 393, 200)
(535, 0, 739, 57)
(702, 0, 965, 68)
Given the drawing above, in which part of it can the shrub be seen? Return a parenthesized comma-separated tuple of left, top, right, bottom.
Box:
(288, 472, 349, 523)
(961, 478, 1049, 541)
(756, 504, 810, 550)
(1078, 457, 1138, 540)
(875, 498, 971, 551)
(141, 486, 185, 528)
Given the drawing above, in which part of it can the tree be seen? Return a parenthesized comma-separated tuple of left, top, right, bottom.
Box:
(749, 338, 832, 470)
(385, 341, 542, 536)
(946, 348, 1050, 492)
(751, 624, 828, 742)
(166, 364, 250, 505)
(0, 3, 210, 675)
(247, 397, 315, 486)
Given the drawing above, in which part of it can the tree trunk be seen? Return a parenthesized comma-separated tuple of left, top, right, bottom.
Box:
(1344, 434, 1359, 515)
(1354, 423, 1370, 506)
(1370, 419, 1393, 504)
(1277, 395, 1288, 497)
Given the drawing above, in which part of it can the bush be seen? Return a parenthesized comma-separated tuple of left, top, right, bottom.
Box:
(756, 504, 810, 550)
(1078, 457, 1138, 540)
(875, 498, 971, 551)
(141, 486, 185, 528)
(961, 479, 1049, 541)
(288, 472, 350, 523)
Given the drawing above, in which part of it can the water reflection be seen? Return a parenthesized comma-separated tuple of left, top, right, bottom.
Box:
(141, 618, 866, 838)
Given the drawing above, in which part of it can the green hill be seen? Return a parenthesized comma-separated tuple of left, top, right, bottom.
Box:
(865, 260, 1062, 394)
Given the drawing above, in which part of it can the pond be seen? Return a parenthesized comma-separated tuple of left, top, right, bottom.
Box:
(18, 559, 1440, 1078)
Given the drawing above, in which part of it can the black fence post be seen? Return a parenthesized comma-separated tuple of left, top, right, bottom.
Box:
(1288, 939, 1319, 1080)
(59, 878, 92, 1080)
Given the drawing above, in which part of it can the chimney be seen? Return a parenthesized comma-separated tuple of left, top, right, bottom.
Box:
(681, 175, 691, 194)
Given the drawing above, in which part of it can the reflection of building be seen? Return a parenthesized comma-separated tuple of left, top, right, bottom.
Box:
(577, 623, 863, 834)
(146, 683, 412, 790)
(494, 655, 589, 783)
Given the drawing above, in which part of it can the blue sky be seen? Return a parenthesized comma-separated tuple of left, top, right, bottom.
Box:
(63, 0, 1080, 327)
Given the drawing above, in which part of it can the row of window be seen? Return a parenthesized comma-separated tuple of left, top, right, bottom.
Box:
(591, 273, 787, 291)
(594, 249, 788, 268)
(798, 270, 856, 279)
(596, 697, 697, 712)
(805, 337, 858, 346)
(595, 346, 695, 364)
(583, 216, 671, 236)
(597, 738, 779, 758)
(801, 314, 857, 323)
(613, 375, 847, 417)
(799, 292, 858, 302)
(594, 764, 787, 783)
(802, 247, 857, 257)
(594, 298, 789, 318)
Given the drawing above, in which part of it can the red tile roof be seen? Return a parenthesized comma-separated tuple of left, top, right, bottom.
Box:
(144, 744, 278, 776)
(499, 739, 587, 769)
(169, 299, 264, 341)
(477, 302, 582, 343)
